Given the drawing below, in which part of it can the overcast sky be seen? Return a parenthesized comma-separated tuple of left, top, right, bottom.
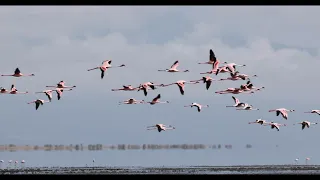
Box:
(0, 6, 319, 167)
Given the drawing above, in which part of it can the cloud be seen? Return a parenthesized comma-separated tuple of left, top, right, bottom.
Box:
(1, 6, 320, 166)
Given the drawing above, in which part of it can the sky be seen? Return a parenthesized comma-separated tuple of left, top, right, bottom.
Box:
(0, 6, 320, 167)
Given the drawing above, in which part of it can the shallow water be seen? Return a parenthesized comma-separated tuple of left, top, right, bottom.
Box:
(1, 165, 320, 174)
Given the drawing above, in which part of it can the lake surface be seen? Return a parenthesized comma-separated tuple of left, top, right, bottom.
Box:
(1, 165, 320, 174)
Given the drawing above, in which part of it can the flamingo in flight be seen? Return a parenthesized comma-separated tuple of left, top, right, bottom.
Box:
(269, 108, 295, 120)
(55, 88, 73, 100)
(235, 72, 258, 80)
(304, 110, 320, 115)
(46, 81, 76, 89)
(219, 72, 246, 81)
(222, 62, 246, 72)
(1, 68, 35, 77)
(35, 90, 54, 102)
(216, 88, 255, 95)
(111, 85, 139, 91)
(27, 99, 50, 110)
(293, 121, 318, 130)
(0, 87, 9, 94)
(198, 49, 218, 65)
(264, 122, 286, 131)
(161, 80, 199, 95)
(9, 84, 28, 94)
(184, 102, 209, 112)
(226, 96, 245, 108)
(147, 124, 175, 132)
(236, 103, 259, 111)
(158, 60, 189, 73)
(87, 60, 125, 79)
(248, 119, 269, 125)
(137, 82, 162, 96)
(146, 94, 169, 105)
(200, 59, 221, 75)
(190, 76, 215, 90)
(119, 98, 144, 105)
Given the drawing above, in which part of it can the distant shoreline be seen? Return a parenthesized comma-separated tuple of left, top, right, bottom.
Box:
(1, 165, 319, 174)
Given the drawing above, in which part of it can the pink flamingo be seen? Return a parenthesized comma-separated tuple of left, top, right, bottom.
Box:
(190, 76, 215, 90)
(111, 85, 139, 91)
(184, 102, 209, 112)
(200, 60, 221, 75)
(226, 96, 245, 108)
(1, 68, 35, 77)
(9, 84, 28, 94)
(304, 110, 320, 115)
(198, 49, 218, 65)
(119, 98, 145, 105)
(293, 121, 318, 130)
(146, 94, 169, 105)
(263, 122, 286, 131)
(46, 81, 76, 89)
(222, 62, 246, 72)
(216, 88, 255, 95)
(147, 124, 175, 132)
(158, 60, 189, 73)
(160, 80, 199, 95)
(87, 60, 125, 79)
(219, 72, 245, 81)
(269, 108, 295, 120)
(35, 90, 53, 102)
(27, 99, 50, 110)
(55, 88, 73, 100)
(248, 119, 269, 125)
(137, 82, 162, 96)
(0, 87, 8, 94)
(235, 73, 258, 80)
(245, 83, 265, 92)
(236, 103, 259, 110)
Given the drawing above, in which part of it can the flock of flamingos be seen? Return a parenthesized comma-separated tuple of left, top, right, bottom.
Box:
(0, 49, 319, 133)
(0, 48, 318, 167)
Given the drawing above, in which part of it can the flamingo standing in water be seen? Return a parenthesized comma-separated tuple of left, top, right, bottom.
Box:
(248, 119, 269, 125)
(304, 110, 320, 115)
(190, 76, 215, 90)
(184, 102, 209, 112)
(269, 108, 295, 120)
(236, 103, 259, 111)
(158, 60, 189, 73)
(0, 160, 4, 169)
(35, 90, 53, 102)
(146, 94, 169, 105)
(27, 99, 50, 110)
(46, 81, 76, 89)
(264, 122, 286, 131)
(226, 96, 245, 108)
(87, 60, 125, 79)
(137, 82, 162, 96)
(9, 84, 28, 94)
(119, 98, 144, 105)
(147, 124, 175, 132)
(111, 85, 139, 91)
(160, 80, 199, 95)
(21, 160, 25, 168)
(198, 49, 218, 65)
(293, 121, 318, 130)
(306, 158, 310, 165)
(1, 68, 35, 77)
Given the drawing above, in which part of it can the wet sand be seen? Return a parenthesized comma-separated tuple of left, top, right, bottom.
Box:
(1, 165, 319, 174)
